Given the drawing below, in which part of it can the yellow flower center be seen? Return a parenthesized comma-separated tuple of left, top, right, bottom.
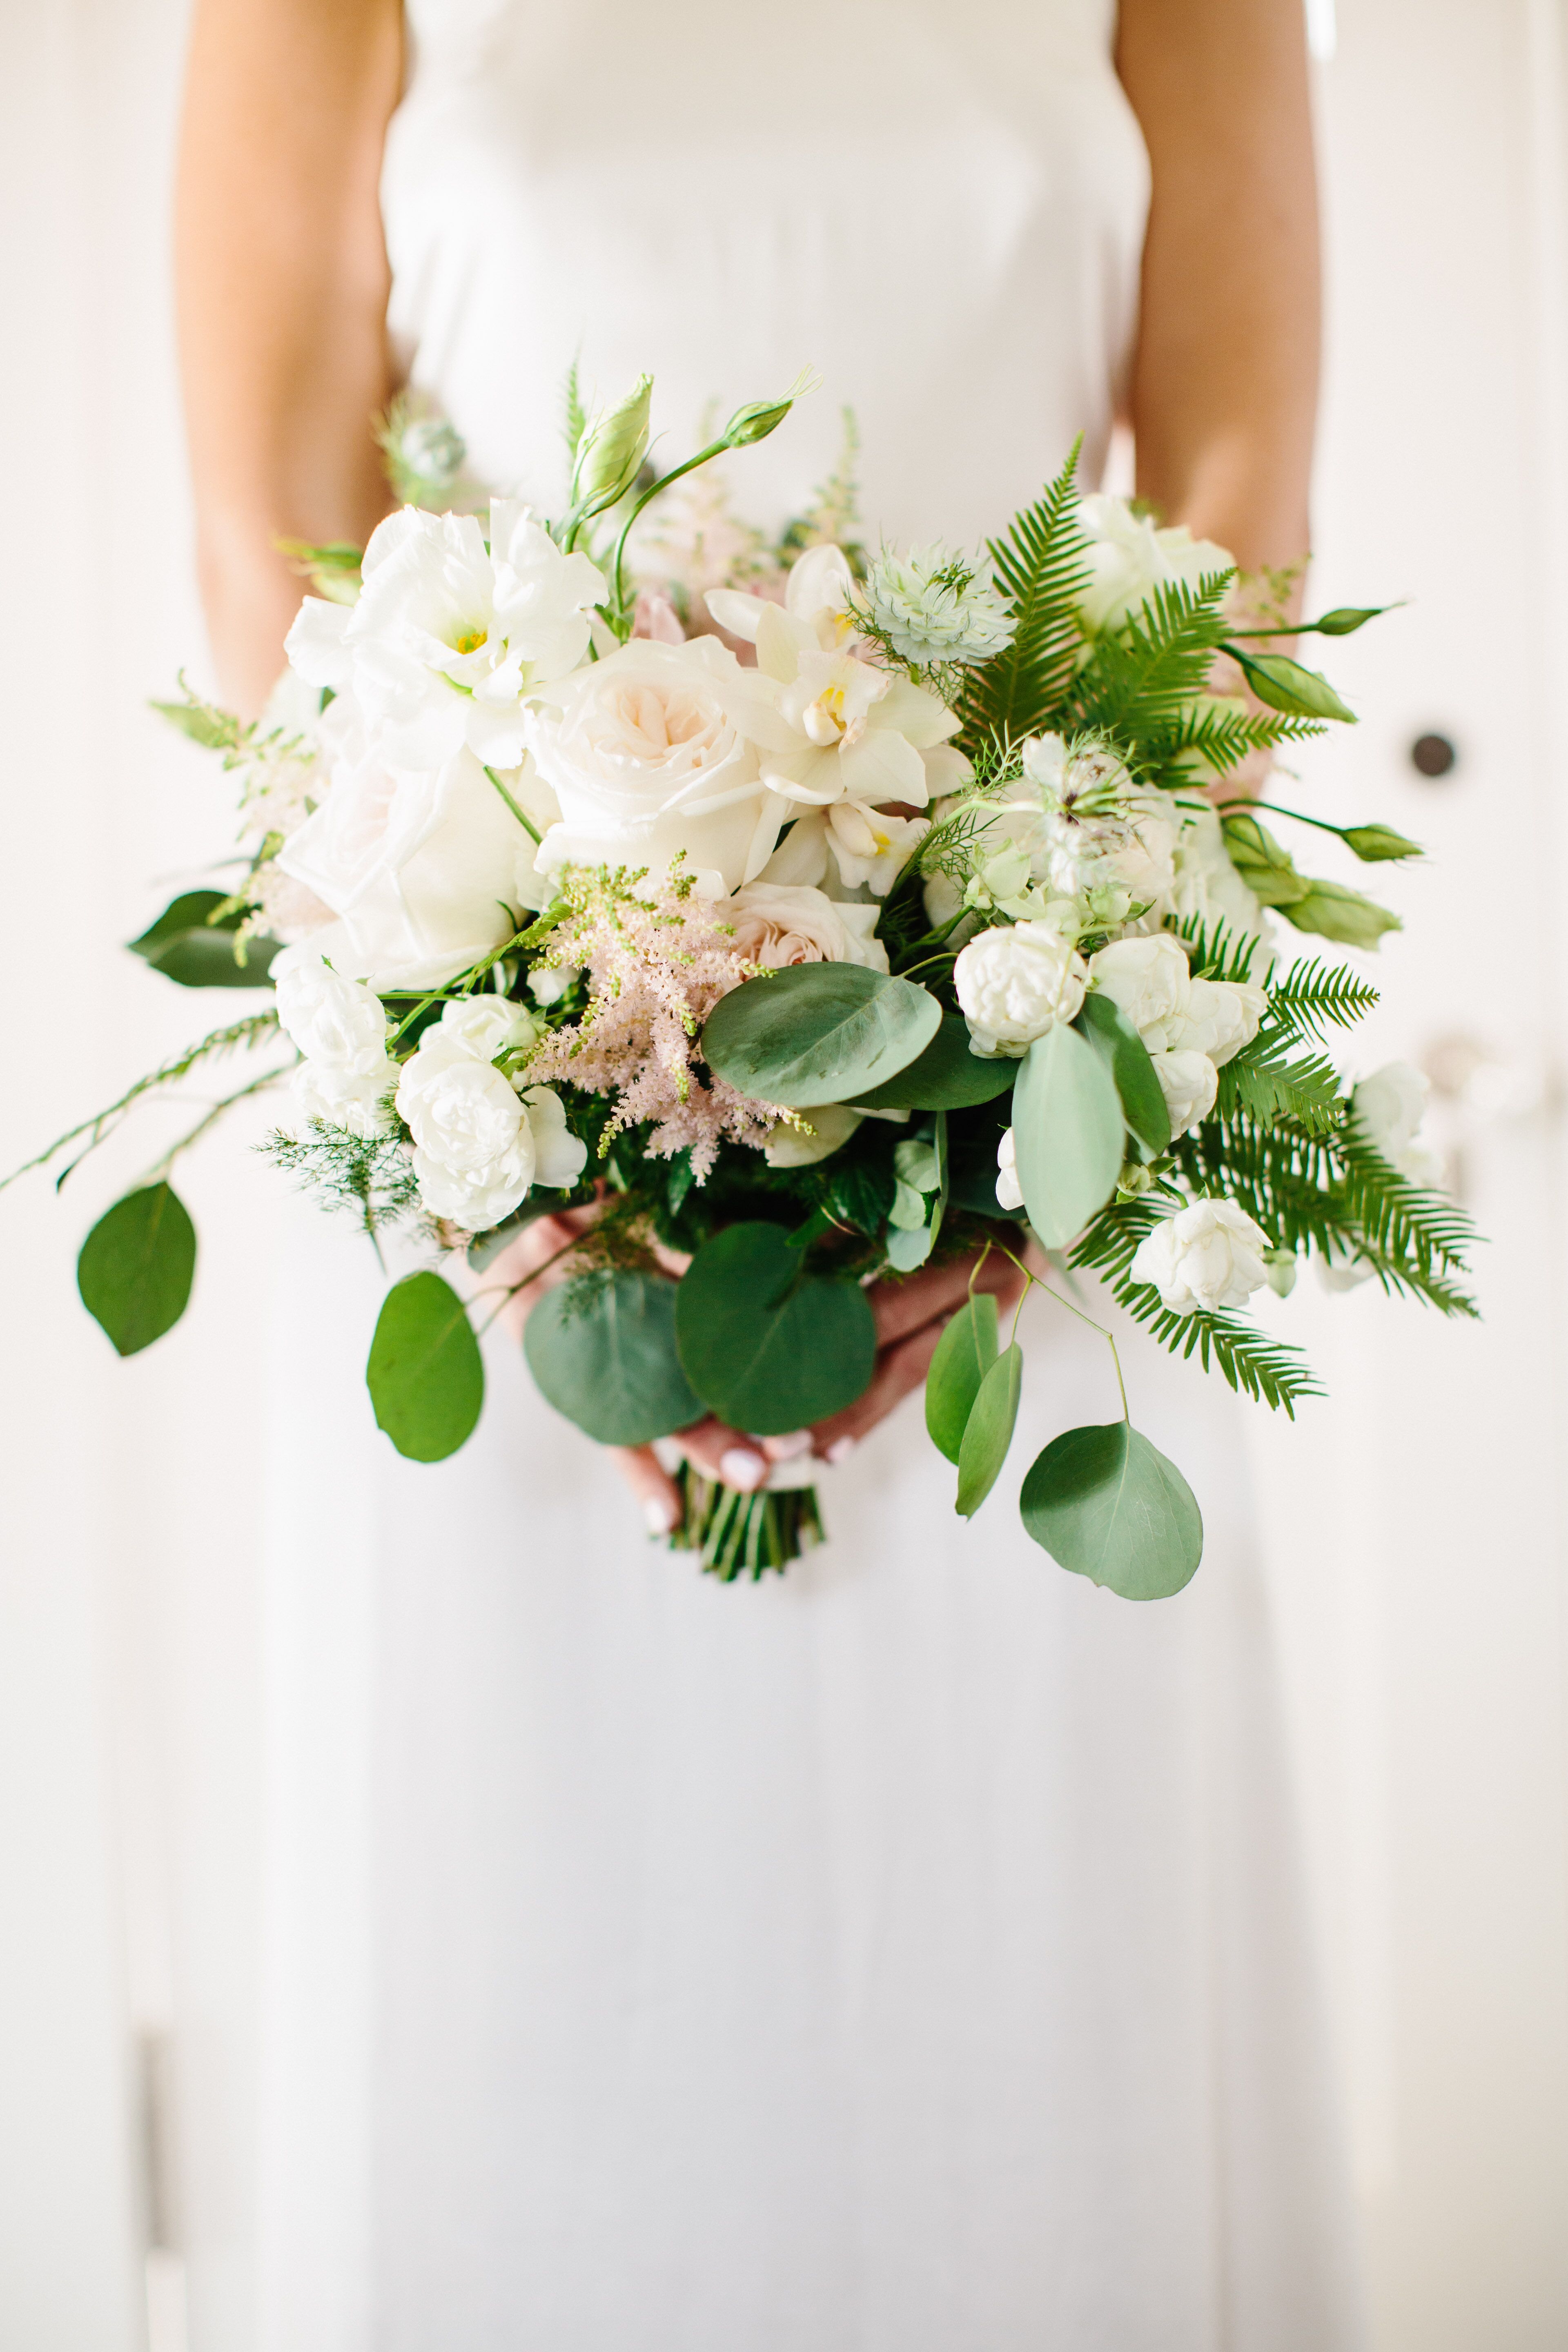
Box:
(453, 626, 489, 655)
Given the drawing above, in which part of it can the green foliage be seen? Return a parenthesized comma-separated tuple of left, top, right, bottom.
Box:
(849, 1014, 1016, 1110)
(76, 1183, 196, 1356)
(276, 539, 364, 603)
(1020, 1422, 1203, 1599)
(1066, 575, 1232, 768)
(675, 1222, 877, 1433)
(127, 889, 279, 989)
(149, 679, 250, 753)
(1284, 878, 1403, 949)
(562, 356, 588, 463)
(1224, 645, 1356, 723)
(366, 1272, 484, 1462)
(1216, 1027, 1343, 1136)
(1011, 1021, 1122, 1247)
(956, 444, 1092, 752)
(925, 1292, 1000, 1463)
(1220, 816, 1401, 948)
(524, 1270, 700, 1445)
(1265, 956, 1380, 1040)
(1342, 824, 1422, 862)
(261, 1123, 418, 1240)
(956, 1343, 1023, 1517)
(700, 962, 941, 1108)
(1076, 991, 1170, 1158)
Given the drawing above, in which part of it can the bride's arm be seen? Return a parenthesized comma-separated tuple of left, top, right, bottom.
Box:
(1116, 0, 1320, 576)
(176, 0, 403, 715)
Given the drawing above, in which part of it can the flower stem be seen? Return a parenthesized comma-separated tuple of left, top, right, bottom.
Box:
(484, 765, 542, 844)
(996, 1243, 1131, 1422)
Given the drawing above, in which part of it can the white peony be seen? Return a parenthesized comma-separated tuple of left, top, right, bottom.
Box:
(996, 1127, 1025, 1211)
(1352, 1060, 1442, 1185)
(274, 695, 536, 990)
(1087, 934, 1193, 1050)
(721, 884, 889, 973)
(525, 635, 785, 897)
(1169, 976, 1268, 1067)
(953, 921, 1089, 1057)
(285, 501, 605, 773)
(1129, 1199, 1271, 1312)
(1149, 1048, 1219, 1139)
(1075, 496, 1234, 637)
(273, 943, 391, 1074)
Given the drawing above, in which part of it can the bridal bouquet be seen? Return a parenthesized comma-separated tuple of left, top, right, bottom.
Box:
(14, 373, 1475, 1593)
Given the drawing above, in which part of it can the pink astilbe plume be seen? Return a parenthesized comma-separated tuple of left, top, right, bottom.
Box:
(526, 868, 785, 1177)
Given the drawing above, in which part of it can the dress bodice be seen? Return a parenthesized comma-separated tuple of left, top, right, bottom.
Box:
(382, 0, 1149, 544)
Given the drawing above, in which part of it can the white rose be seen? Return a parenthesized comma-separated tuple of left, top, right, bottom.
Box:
(762, 1103, 864, 1168)
(1088, 934, 1192, 1050)
(722, 884, 889, 974)
(436, 995, 543, 1067)
(273, 944, 390, 1073)
(1129, 1199, 1271, 1312)
(396, 1033, 536, 1226)
(996, 1127, 1025, 1211)
(275, 695, 534, 990)
(1150, 1048, 1219, 1139)
(954, 921, 1088, 1057)
(1351, 1061, 1442, 1186)
(289, 1058, 397, 1140)
(526, 635, 784, 896)
(1075, 496, 1234, 636)
(1169, 977, 1268, 1067)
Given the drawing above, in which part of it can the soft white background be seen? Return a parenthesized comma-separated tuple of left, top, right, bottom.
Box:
(2, 4, 1566, 2348)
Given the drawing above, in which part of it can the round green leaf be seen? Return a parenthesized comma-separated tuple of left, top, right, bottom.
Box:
(701, 962, 942, 1109)
(77, 1182, 196, 1357)
(886, 1221, 934, 1272)
(675, 1221, 876, 1433)
(926, 1292, 999, 1465)
(1075, 991, 1171, 1159)
(1011, 1022, 1124, 1249)
(1020, 1422, 1203, 1599)
(956, 1342, 1022, 1518)
(127, 890, 279, 988)
(849, 1015, 1017, 1111)
(367, 1271, 484, 1463)
(525, 1270, 701, 1445)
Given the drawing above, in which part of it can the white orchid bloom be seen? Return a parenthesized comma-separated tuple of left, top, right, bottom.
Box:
(710, 543, 962, 813)
(286, 500, 605, 775)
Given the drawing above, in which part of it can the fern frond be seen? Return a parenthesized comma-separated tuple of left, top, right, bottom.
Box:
(1065, 573, 1233, 751)
(1217, 1027, 1343, 1134)
(956, 445, 1091, 751)
(1174, 913, 1263, 985)
(1161, 697, 1325, 780)
(1332, 1135, 1477, 1283)
(1265, 955, 1381, 1040)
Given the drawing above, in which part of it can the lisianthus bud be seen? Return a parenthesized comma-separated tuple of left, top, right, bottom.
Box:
(723, 396, 794, 448)
(572, 374, 653, 511)
(399, 416, 466, 490)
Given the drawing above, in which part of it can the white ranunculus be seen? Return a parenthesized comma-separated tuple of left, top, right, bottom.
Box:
(953, 921, 1089, 1058)
(290, 1057, 398, 1140)
(273, 943, 391, 1073)
(285, 501, 605, 773)
(1150, 1048, 1219, 1139)
(1129, 1199, 1271, 1312)
(722, 884, 889, 973)
(1169, 977, 1268, 1067)
(762, 1102, 864, 1168)
(274, 696, 532, 990)
(996, 1127, 1025, 1211)
(1075, 496, 1234, 636)
(1351, 1060, 1442, 1185)
(1088, 933, 1192, 1050)
(525, 635, 785, 897)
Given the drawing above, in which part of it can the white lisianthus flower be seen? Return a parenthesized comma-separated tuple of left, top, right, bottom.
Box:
(722, 884, 889, 973)
(525, 635, 784, 897)
(859, 545, 1015, 668)
(996, 1127, 1025, 1211)
(1149, 1048, 1220, 1140)
(1088, 934, 1192, 1050)
(709, 544, 962, 811)
(1129, 1199, 1271, 1313)
(285, 499, 606, 772)
(396, 1033, 585, 1228)
(1169, 977, 1268, 1067)
(953, 921, 1089, 1058)
(762, 1103, 864, 1169)
(1075, 496, 1234, 636)
(275, 699, 532, 991)
(290, 1059, 397, 1140)
(1352, 1060, 1443, 1185)
(273, 943, 391, 1074)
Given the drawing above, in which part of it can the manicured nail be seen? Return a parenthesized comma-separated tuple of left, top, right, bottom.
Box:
(762, 1430, 813, 1463)
(644, 1495, 679, 1536)
(718, 1447, 768, 1491)
(825, 1435, 858, 1466)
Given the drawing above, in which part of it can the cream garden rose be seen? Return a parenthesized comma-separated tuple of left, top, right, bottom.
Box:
(953, 921, 1089, 1057)
(721, 883, 889, 973)
(1129, 1199, 1271, 1313)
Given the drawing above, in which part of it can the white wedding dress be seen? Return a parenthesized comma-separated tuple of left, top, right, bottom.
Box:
(255, 6, 1365, 2347)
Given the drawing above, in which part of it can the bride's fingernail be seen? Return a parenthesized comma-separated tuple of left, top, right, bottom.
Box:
(718, 1446, 768, 1491)
(644, 1496, 679, 1536)
(825, 1435, 858, 1466)
(762, 1430, 813, 1463)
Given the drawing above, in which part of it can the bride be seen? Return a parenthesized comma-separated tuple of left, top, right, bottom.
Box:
(179, 3, 1361, 2345)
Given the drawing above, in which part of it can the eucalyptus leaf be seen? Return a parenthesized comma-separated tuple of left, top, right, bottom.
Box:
(675, 1221, 876, 1432)
(848, 1014, 1017, 1110)
(128, 890, 279, 989)
(525, 1271, 700, 1445)
(956, 1342, 1023, 1517)
(1011, 1022, 1123, 1248)
(886, 1222, 935, 1272)
(77, 1182, 196, 1357)
(888, 1180, 930, 1231)
(366, 1271, 484, 1463)
(1020, 1421, 1203, 1599)
(1075, 991, 1171, 1159)
(925, 1292, 1000, 1465)
(466, 1196, 564, 1271)
(1228, 647, 1357, 724)
(701, 962, 942, 1108)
